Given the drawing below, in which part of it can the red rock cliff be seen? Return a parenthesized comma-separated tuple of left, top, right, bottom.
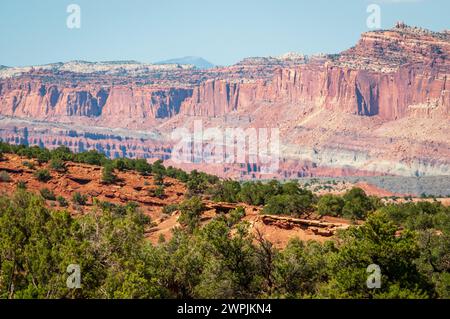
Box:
(0, 78, 192, 121)
(0, 25, 448, 125)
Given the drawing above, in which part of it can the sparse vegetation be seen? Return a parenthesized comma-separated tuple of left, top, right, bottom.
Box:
(317, 194, 345, 217)
(22, 161, 35, 170)
(154, 185, 165, 199)
(227, 206, 246, 226)
(0, 171, 11, 182)
(56, 195, 68, 207)
(72, 192, 88, 206)
(50, 158, 67, 172)
(178, 196, 205, 233)
(40, 188, 56, 200)
(34, 169, 52, 182)
(16, 181, 27, 190)
(162, 204, 179, 215)
(134, 159, 152, 176)
(101, 163, 117, 184)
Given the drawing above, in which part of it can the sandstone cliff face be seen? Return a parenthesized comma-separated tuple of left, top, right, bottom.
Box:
(0, 26, 448, 124)
(179, 79, 272, 117)
(269, 63, 448, 120)
(0, 78, 193, 121)
(179, 26, 449, 121)
(0, 25, 449, 178)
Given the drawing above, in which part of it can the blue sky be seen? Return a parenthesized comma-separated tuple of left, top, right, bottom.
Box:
(0, 0, 448, 67)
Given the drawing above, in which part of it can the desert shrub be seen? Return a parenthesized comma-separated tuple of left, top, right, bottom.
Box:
(152, 160, 166, 176)
(162, 204, 179, 215)
(16, 181, 27, 190)
(186, 170, 219, 197)
(36, 149, 51, 164)
(56, 196, 69, 207)
(341, 187, 376, 220)
(0, 171, 11, 182)
(165, 166, 189, 182)
(101, 163, 117, 184)
(178, 196, 205, 233)
(134, 159, 152, 175)
(50, 159, 67, 172)
(72, 192, 88, 206)
(317, 194, 345, 217)
(112, 158, 126, 171)
(22, 161, 35, 169)
(40, 188, 56, 200)
(34, 169, 52, 182)
(381, 201, 449, 231)
(237, 180, 283, 206)
(74, 150, 106, 166)
(263, 193, 314, 217)
(154, 172, 164, 186)
(209, 180, 241, 203)
(154, 186, 165, 199)
(227, 206, 246, 226)
(261, 182, 315, 216)
(50, 146, 73, 161)
(0, 187, 447, 299)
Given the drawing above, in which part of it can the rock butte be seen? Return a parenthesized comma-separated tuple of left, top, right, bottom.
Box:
(0, 24, 449, 178)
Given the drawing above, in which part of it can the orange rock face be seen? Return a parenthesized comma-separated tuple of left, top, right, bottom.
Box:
(0, 25, 449, 178)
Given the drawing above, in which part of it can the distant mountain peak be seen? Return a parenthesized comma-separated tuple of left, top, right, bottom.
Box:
(155, 56, 215, 69)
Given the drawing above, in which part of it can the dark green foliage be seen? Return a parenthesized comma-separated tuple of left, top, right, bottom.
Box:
(56, 196, 69, 207)
(34, 169, 52, 182)
(134, 159, 152, 176)
(260, 182, 315, 216)
(317, 194, 345, 217)
(152, 160, 166, 176)
(50, 146, 74, 161)
(186, 170, 211, 196)
(165, 166, 189, 182)
(112, 158, 126, 171)
(50, 159, 67, 172)
(178, 197, 205, 233)
(381, 201, 448, 231)
(16, 180, 27, 190)
(0, 191, 161, 298)
(22, 161, 35, 169)
(319, 213, 432, 298)
(0, 142, 448, 299)
(341, 187, 377, 220)
(16, 146, 51, 164)
(154, 172, 164, 186)
(101, 163, 117, 185)
(274, 239, 332, 298)
(264, 194, 313, 216)
(0, 171, 11, 182)
(0, 190, 448, 299)
(162, 204, 179, 215)
(227, 207, 246, 227)
(73, 150, 107, 166)
(148, 185, 165, 199)
(209, 180, 241, 203)
(72, 192, 88, 206)
(40, 188, 56, 200)
(238, 181, 280, 206)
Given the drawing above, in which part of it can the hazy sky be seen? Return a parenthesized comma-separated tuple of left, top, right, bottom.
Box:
(0, 0, 448, 67)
